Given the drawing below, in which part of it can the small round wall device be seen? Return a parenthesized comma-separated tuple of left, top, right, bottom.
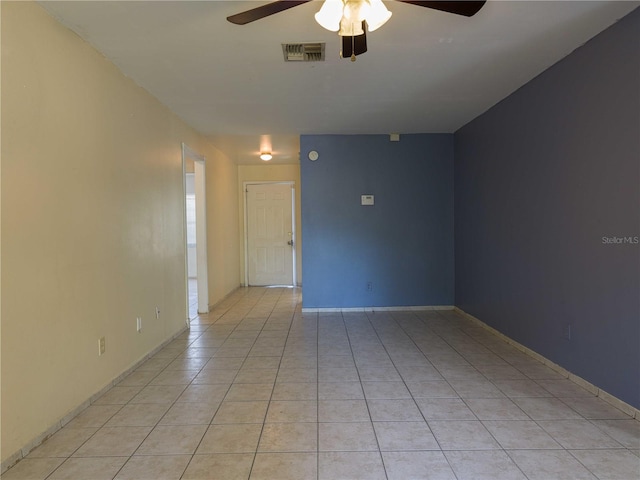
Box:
(308, 150, 319, 161)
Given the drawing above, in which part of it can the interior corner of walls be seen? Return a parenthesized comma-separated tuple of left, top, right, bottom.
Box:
(452, 8, 640, 412)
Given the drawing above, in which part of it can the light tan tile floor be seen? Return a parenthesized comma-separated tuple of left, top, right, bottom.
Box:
(3, 287, 639, 479)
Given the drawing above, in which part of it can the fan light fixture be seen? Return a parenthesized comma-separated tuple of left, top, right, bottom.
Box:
(260, 152, 273, 161)
(315, 0, 392, 36)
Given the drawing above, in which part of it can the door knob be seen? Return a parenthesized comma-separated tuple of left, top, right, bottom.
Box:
(287, 240, 294, 246)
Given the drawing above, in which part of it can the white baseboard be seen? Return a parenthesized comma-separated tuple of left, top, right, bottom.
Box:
(454, 307, 640, 421)
(302, 305, 455, 313)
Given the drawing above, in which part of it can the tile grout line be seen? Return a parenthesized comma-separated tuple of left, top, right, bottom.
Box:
(246, 287, 292, 480)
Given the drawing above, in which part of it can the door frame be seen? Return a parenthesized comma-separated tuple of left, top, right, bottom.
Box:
(243, 181, 296, 287)
(181, 143, 209, 320)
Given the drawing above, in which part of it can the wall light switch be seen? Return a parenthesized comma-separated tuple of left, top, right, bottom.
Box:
(361, 195, 375, 206)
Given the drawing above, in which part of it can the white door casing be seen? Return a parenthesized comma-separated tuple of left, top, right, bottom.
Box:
(245, 182, 295, 286)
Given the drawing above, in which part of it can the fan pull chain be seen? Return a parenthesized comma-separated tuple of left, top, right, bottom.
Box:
(351, 35, 356, 61)
(351, 22, 356, 62)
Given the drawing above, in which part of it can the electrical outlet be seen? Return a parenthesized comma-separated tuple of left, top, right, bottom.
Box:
(98, 336, 106, 356)
(136, 317, 142, 333)
(367, 282, 373, 291)
(155, 306, 160, 319)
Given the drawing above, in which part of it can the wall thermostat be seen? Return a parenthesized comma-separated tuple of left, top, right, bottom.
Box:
(361, 195, 375, 206)
(308, 150, 319, 161)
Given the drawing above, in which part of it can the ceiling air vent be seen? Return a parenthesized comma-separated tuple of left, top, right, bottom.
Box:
(282, 43, 325, 62)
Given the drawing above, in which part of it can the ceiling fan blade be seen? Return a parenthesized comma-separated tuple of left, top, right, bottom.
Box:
(227, 0, 312, 25)
(396, 1, 486, 17)
(342, 23, 368, 59)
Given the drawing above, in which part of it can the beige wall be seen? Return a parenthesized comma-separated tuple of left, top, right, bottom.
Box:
(0, 2, 239, 464)
(204, 153, 241, 301)
(238, 164, 302, 286)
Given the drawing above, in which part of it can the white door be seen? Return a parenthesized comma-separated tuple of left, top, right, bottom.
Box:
(246, 183, 294, 286)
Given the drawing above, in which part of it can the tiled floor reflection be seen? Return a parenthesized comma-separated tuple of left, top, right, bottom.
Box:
(4, 287, 639, 479)
(188, 278, 198, 321)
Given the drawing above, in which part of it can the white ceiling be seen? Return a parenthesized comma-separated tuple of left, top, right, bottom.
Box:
(39, 0, 638, 164)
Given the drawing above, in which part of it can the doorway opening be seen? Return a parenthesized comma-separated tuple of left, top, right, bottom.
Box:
(182, 143, 209, 322)
(185, 173, 198, 319)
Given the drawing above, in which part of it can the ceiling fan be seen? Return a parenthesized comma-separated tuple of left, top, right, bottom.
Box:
(227, 1, 487, 60)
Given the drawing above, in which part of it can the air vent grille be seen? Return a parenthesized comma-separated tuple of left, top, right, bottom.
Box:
(282, 43, 325, 62)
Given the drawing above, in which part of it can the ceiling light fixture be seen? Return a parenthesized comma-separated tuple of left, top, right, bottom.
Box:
(315, 0, 392, 36)
(260, 152, 273, 161)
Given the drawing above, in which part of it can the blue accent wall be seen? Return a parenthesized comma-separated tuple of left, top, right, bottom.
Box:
(454, 8, 640, 408)
(300, 134, 454, 308)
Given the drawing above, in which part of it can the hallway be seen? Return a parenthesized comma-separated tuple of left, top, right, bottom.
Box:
(3, 287, 638, 479)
